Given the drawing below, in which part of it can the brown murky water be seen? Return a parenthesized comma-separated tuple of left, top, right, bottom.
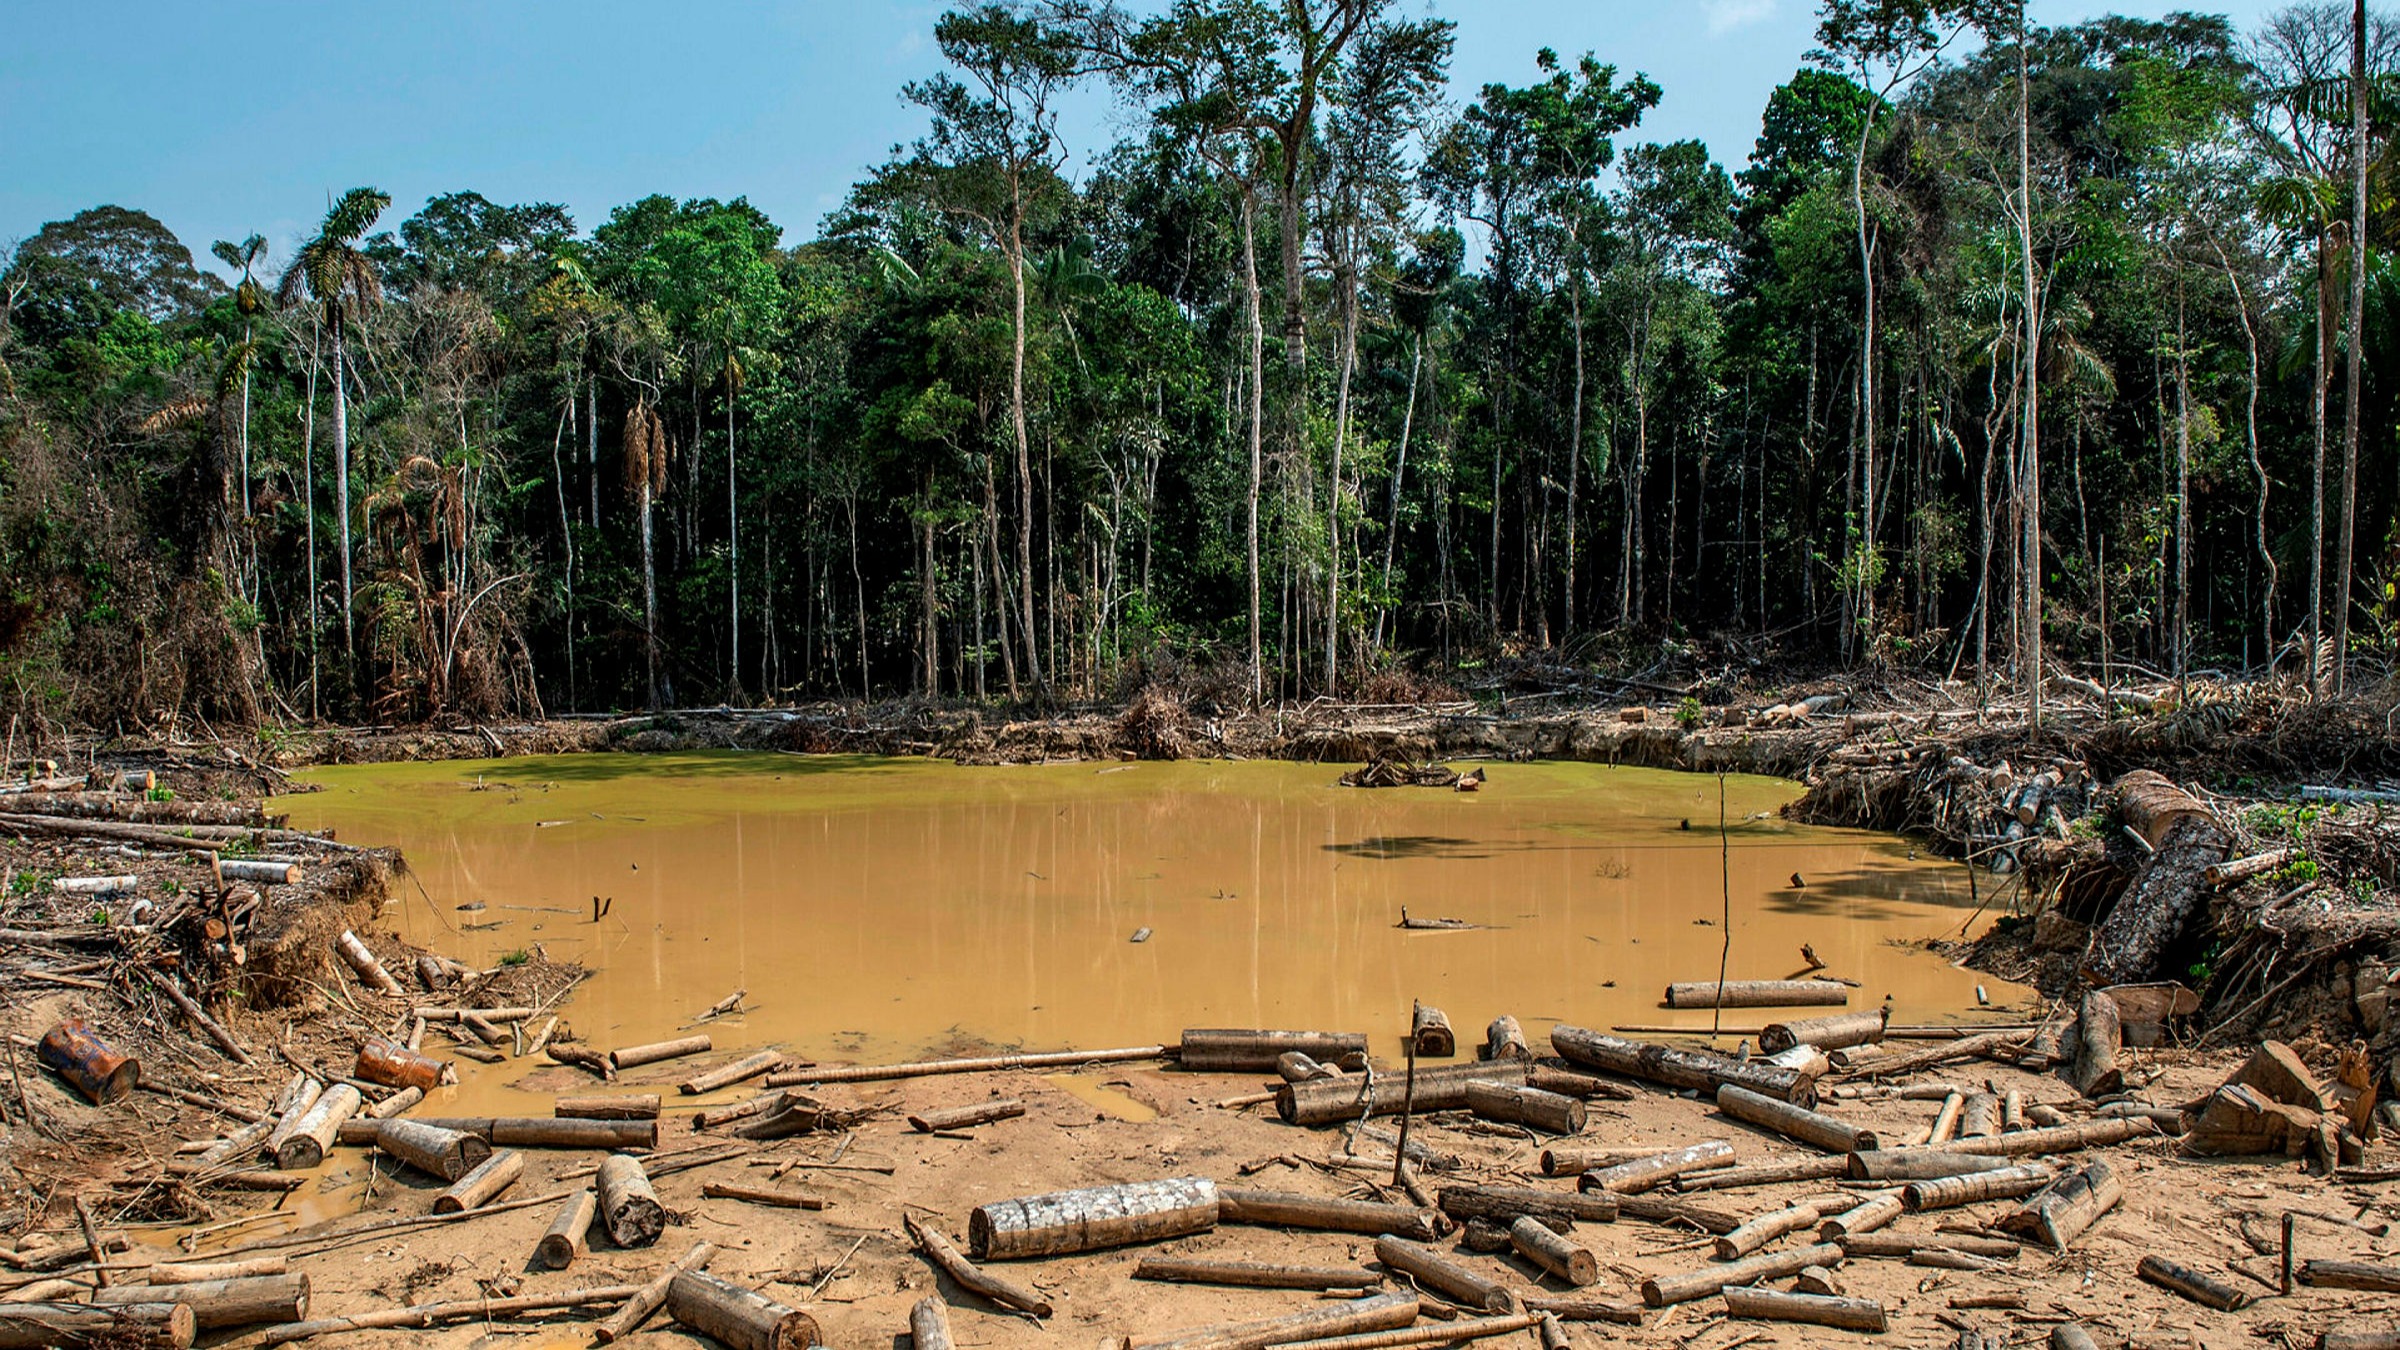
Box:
(276, 754, 2026, 1112)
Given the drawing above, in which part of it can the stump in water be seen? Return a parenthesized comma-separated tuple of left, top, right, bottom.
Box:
(2086, 774, 2229, 987)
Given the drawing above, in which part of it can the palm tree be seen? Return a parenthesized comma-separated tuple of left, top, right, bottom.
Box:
(210, 235, 269, 518)
(278, 187, 390, 656)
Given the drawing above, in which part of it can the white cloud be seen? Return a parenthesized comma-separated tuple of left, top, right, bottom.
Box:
(1703, 0, 1777, 34)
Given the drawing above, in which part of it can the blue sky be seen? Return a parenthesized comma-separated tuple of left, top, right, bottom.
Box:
(3, 0, 2284, 277)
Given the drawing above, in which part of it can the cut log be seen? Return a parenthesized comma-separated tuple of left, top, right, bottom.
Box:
(970, 1177, 1217, 1259)
(666, 1270, 820, 1350)
(92, 1273, 307, 1328)
(1523, 1066, 1636, 1101)
(1278, 1053, 1339, 1082)
(2300, 1259, 2400, 1292)
(2053, 1326, 2102, 1350)
(2086, 799, 2230, 987)
(1816, 1193, 1903, 1240)
(903, 1215, 1051, 1318)
(334, 931, 402, 996)
(774, 1044, 1166, 1086)
(1764, 1009, 1879, 1056)
(910, 1099, 1025, 1133)
(1715, 1084, 1876, 1153)
(1179, 1031, 1369, 1074)
(192, 1118, 276, 1168)
(1276, 1060, 1529, 1125)
(369, 1119, 491, 1183)
(1641, 1242, 1843, 1307)
(593, 1240, 716, 1344)
(1902, 1165, 2057, 1211)
(36, 1021, 140, 1105)
(1849, 1031, 2027, 1080)
(1579, 1140, 1736, 1194)
(1713, 1201, 1823, 1259)
(1923, 1115, 2157, 1157)
(535, 1191, 597, 1269)
(0, 1302, 195, 1348)
(596, 1154, 665, 1247)
(1509, 1215, 1597, 1286)
(1463, 1081, 1583, 1134)
(1125, 1291, 1419, 1350)
(1665, 980, 1847, 1009)
(1550, 1026, 1816, 1105)
(1792, 1266, 1843, 1296)
(1722, 1287, 1885, 1333)
(2115, 769, 2215, 848)
(274, 1084, 360, 1170)
(1839, 1233, 2021, 1261)
(2137, 1254, 2251, 1310)
(1372, 1235, 1512, 1311)
(678, 1050, 780, 1095)
(1220, 1188, 1444, 1241)
(1997, 1160, 2120, 1251)
(1484, 1017, 1532, 1062)
(218, 860, 300, 885)
(2207, 847, 2298, 887)
(1518, 1295, 1641, 1325)
(257, 1283, 643, 1345)
(1436, 1184, 1616, 1230)
(555, 1094, 660, 1120)
(1538, 1145, 1657, 1176)
(51, 875, 138, 895)
(1674, 1155, 1850, 1191)
(910, 1296, 953, 1350)
(1613, 1193, 1745, 1234)
(1411, 1004, 1455, 1057)
(336, 1116, 658, 1150)
(140, 1257, 288, 1285)
(1133, 1258, 1382, 1290)
(2070, 991, 2123, 1098)
(1268, 1314, 1538, 1350)
(609, 1035, 712, 1071)
(700, 1183, 826, 1211)
(1959, 1093, 2001, 1138)
(432, 1149, 522, 1213)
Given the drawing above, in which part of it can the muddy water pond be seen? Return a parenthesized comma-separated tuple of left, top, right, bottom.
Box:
(276, 754, 2025, 1108)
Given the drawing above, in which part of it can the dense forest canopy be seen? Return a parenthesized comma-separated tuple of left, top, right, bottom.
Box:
(2, 0, 2395, 728)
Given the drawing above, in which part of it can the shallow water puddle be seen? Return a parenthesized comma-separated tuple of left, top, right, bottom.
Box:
(277, 754, 2026, 1111)
(1043, 1072, 1161, 1122)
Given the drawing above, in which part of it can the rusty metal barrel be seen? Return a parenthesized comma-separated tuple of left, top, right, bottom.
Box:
(37, 1020, 141, 1104)
(355, 1037, 448, 1091)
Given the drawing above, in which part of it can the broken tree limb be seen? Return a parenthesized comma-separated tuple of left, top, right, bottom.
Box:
(903, 1214, 1051, 1318)
(971, 1177, 1217, 1258)
(2137, 1254, 2251, 1310)
(1219, 1188, 1443, 1240)
(432, 1150, 522, 1213)
(909, 1099, 1025, 1133)
(1551, 1026, 1815, 1105)
(1721, 1286, 1885, 1333)
(678, 1050, 779, 1095)
(1715, 1084, 1877, 1153)
(592, 1240, 714, 1344)
(1133, 1258, 1382, 1291)
(772, 1044, 1166, 1086)
(257, 1283, 644, 1346)
(1664, 980, 1847, 1009)
(1483, 1017, 1531, 1062)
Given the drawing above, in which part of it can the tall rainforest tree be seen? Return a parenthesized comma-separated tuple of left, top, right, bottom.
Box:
(210, 234, 269, 520)
(279, 187, 392, 657)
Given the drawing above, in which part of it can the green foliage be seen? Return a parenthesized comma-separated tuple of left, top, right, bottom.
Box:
(1675, 695, 1704, 728)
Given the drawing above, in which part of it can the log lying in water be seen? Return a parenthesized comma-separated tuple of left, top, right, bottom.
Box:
(1276, 1060, 1527, 1125)
(771, 1044, 1167, 1086)
(1372, 1236, 1512, 1311)
(1509, 1216, 1597, 1286)
(1715, 1084, 1875, 1153)
(970, 1177, 1218, 1259)
(1411, 1005, 1455, 1057)
(1132, 1257, 1383, 1290)
(1997, 1160, 2119, 1251)
(904, 1216, 1050, 1318)
(92, 1273, 308, 1328)
(1578, 1140, 1735, 1194)
(1664, 980, 1847, 1009)
(610, 1036, 712, 1072)
(1641, 1243, 1843, 1307)
(1483, 1017, 1532, 1062)
(1760, 1009, 1889, 1055)
(1902, 1165, 2056, 1211)
(338, 1116, 659, 1150)
(535, 1191, 596, 1269)
(1125, 1291, 1419, 1350)
(597, 1155, 665, 1248)
(679, 1051, 780, 1095)
(433, 1150, 522, 1213)
(555, 1094, 660, 1120)
(909, 1099, 1025, 1133)
(371, 1119, 490, 1183)
(0, 1301, 195, 1348)
(1551, 1027, 1816, 1106)
(666, 1270, 820, 1350)
(1219, 1188, 1443, 1240)
(1463, 1081, 1582, 1134)
(593, 1240, 716, 1344)
(275, 1085, 361, 1170)
(1721, 1286, 1885, 1333)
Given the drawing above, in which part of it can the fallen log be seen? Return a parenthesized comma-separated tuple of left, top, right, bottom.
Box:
(1522, 1065, 1636, 1101)
(1959, 1092, 2000, 1138)
(1674, 1156, 1849, 1192)
(1721, 1286, 1885, 1333)
(679, 1050, 780, 1095)
(1273, 1314, 1538, 1350)
(1132, 1258, 1383, 1290)
(1997, 1160, 2119, 1251)
(1847, 1151, 2019, 1182)
(92, 1273, 307, 1328)
(535, 1191, 596, 1269)
(1902, 1165, 2057, 1211)
(369, 1119, 490, 1183)
(1518, 1294, 1642, 1325)
(1278, 1052, 1339, 1082)
(1849, 1031, 2026, 1080)
(1550, 1027, 1815, 1106)
(1436, 1184, 1617, 1230)
(2087, 780, 2230, 986)
(218, 859, 299, 885)
(1125, 1291, 1418, 1350)
(904, 1215, 1051, 1318)
(1372, 1235, 1512, 1311)
(1276, 1060, 1529, 1125)
(1220, 1188, 1444, 1241)
(1462, 1081, 1583, 1134)
(0, 1301, 195, 1348)
(1664, 980, 1847, 1009)
(609, 1035, 711, 1071)
(700, 1183, 826, 1211)
(910, 1099, 1025, 1133)
(333, 931, 402, 997)
(694, 1092, 783, 1129)
(1839, 1233, 2020, 1261)
(274, 1085, 361, 1170)
(1816, 1193, 1903, 1240)
(1538, 1146, 1656, 1176)
(1760, 1010, 1887, 1055)
(2300, 1259, 2400, 1292)
(666, 1270, 818, 1350)
(2071, 991, 2123, 1098)
(911, 1296, 953, 1350)
(1641, 1242, 1843, 1307)
(1613, 1193, 1745, 1234)
(1904, 1116, 2158, 1159)
(138, 1257, 287, 1285)
(2208, 848, 2298, 887)
(1483, 1017, 1531, 1062)
(547, 1045, 615, 1080)
(1509, 1216, 1597, 1286)
(1713, 1201, 1823, 1260)
(433, 1150, 522, 1213)
(51, 875, 138, 896)
(1715, 1084, 1876, 1153)
(337, 1116, 658, 1150)
(971, 1177, 1218, 1259)
(256, 1283, 643, 1346)
(1579, 1140, 1736, 1194)
(772, 1044, 1167, 1086)
(597, 1154, 665, 1248)
(2137, 1254, 2251, 1311)
(593, 1240, 714, 1344)
(1179, 1030, 1371, 1074)
(555, 1094, 660, 1120)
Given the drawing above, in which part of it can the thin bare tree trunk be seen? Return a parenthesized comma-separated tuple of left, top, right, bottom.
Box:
(1378, 337, 1422, 651)
(1009, 221, 1043, 692)
(727, 385, 740, 700)
(2015, 23, 2044, 728)
(2337, 0, 2369, 692)
(1242, 191, 1266, 703)
(333, 314, 355, 656)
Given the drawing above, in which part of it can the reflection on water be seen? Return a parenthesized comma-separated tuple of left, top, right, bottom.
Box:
(276, 754, 2025, 1108)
